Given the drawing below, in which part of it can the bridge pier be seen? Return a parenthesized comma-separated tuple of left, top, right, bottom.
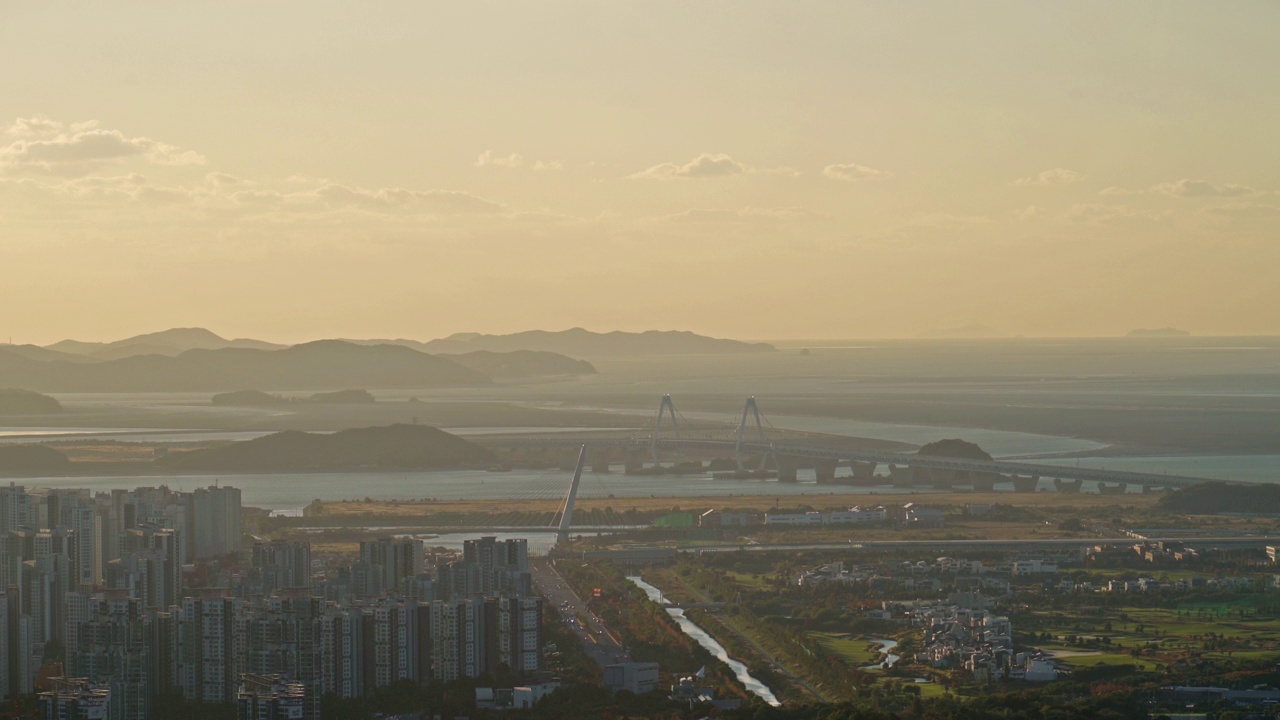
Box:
(926, 468, 955, 490)
(848, 461, 877, 480)
(1098, 482, 1125, 495)
(970, 472, 997, 492)
(1011, 475, 1039, 493)
(889, 464, 916, 488)
(1054, 478, 1082, 494)
(557, 450, 580, 471)
(624, 450, 647, 474)
(775, 455, 800, 483)
(813, 458, 839, 484)
(590, 448, 613, 473)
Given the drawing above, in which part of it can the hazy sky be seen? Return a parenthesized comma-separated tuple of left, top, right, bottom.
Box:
(2, 2, 1278, 344)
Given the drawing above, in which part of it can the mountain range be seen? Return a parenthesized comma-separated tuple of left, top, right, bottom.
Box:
(0, 340, 489, 392)
(0, 327, 768, 392)
(413, 328, 775, 356)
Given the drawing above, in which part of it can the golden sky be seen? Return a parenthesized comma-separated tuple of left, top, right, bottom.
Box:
(2, 3, 1278, 344)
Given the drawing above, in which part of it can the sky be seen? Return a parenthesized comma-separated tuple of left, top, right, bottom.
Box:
(2, 2, 1278, 344)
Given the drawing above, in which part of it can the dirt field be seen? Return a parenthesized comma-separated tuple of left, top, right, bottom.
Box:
(312, 490, 1164, 518)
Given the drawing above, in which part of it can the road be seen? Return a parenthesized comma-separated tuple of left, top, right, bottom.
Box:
(531, 558, 630, 668)
(679, 535, 1280, 554)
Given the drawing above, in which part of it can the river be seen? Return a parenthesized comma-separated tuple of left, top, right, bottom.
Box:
(626, 576, 780, 707)
(861, 637, 900, 670)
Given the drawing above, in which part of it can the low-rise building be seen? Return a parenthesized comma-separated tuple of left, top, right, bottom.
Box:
(604, 662, 659, 695)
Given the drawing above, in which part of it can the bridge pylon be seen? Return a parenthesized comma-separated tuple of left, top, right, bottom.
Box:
(555, 445, 587, 545)
(651, 394, 681, 466)
(734, 396, 771, 473)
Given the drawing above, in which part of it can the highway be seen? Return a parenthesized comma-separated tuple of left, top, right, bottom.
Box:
(675, 535, 1280, 554)
(531, 558, 630, 669)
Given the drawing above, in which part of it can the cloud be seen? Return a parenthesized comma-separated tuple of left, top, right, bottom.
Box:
(308, 184, 506, 214)
(206, 172, 244, 187)
(475, 150, 564, 171)
(4, 116, 64, 138)
(1016, 168, 1086, 186)
(1151, 178, 1257, 197)
(475, 150, 524, 168)
(1062, 203, 1166, 224)
(1098, 186, 1134, 196)
(662, 206, 821, 223)
(630, 153, 747, 179)
(822, 163, 883, 182)
(0, 123, 205, 172)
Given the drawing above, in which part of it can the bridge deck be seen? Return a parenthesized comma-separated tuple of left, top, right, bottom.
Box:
(476, 436, 1221, 488)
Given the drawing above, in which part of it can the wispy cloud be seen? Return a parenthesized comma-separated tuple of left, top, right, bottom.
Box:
(1016, 168, 1086, 186)
(630, 152, 748, 179)
(822, 163, 883, 182)
(0, 117, 205, 173)
(1151, 178, 1257, 197)
(475, 150, 563, 171)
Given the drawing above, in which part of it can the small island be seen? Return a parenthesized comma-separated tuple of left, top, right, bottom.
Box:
(157, 424, 493, 472)
(917, 438, 992, 461)
(212, 388, 377, 406)
(1126, 327, 1190, 337)
(0, 388, 64, 415)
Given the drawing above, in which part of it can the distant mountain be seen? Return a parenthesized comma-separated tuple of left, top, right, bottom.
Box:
(341, 341, 599, 376)
(309, 389, 377, 404)
(0, 344, 95, 363)
(0, 444, 71, 475)
(211, 388, 378, 406)
(442, 350, 596, 378)
(0, 341, 489, 392)
(1127, 327, 1190, 337)
(47, 327, 284, 359)
(420, 328, 776, 356)
(0, 389, 63, 415)
(157, 424, 493, 472)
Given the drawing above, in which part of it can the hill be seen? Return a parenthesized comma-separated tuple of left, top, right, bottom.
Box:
(420, 328, 775, 356)
(0, 344, 95, 363)
(0, 341, 490, 392)
(47, 327, 285, 358)
(0, 444, 71, 475)
(309, 389, 376, 404)
(211, 390, 290, 406)
(157, 424, 493, 472)
(443, 350, 596, 378)
(917, 439, 993, 461)
(1159, 482, 1280, 514)
(0, 389, 64, 415)
(212, 388, 378, 406)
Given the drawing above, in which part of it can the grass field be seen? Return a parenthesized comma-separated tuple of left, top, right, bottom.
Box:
(808, 632, 882, 666)
(1022, 602, 1280, 673)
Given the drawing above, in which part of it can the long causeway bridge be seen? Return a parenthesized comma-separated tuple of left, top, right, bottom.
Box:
(475, 396, 1226, 493)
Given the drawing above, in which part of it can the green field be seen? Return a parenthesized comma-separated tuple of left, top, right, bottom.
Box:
(808, 632, 883, 666)
(1021, 602, 1280, 672)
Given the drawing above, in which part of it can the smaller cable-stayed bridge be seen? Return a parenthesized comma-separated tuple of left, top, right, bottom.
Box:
(476, 395, 1228, 493)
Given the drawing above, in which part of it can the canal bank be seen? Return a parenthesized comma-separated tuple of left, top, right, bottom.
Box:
(627, 576, 781, 707)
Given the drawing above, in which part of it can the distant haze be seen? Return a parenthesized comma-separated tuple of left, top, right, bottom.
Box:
(2, 3, 1278, 342)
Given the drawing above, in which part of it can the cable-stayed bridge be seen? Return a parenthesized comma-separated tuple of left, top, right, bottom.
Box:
(474, 395, 1227, 493)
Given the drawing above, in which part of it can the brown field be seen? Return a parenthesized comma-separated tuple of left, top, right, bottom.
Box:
(311, 490, 1163, 518)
